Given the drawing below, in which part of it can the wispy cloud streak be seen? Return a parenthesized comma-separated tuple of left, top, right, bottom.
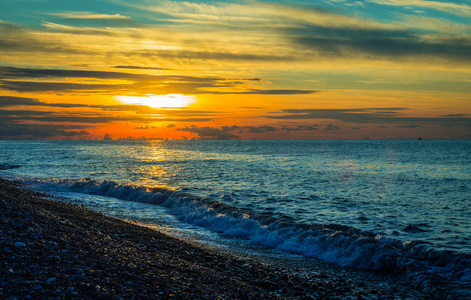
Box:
(369, 0, 471, 16)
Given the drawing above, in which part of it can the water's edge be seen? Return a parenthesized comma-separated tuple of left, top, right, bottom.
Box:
(12, 176, 471, 296)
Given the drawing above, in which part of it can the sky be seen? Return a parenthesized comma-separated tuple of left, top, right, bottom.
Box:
(1, 0, 471, 140)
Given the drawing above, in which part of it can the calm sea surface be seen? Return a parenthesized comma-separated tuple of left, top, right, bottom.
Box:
(1, 140, 470, 289)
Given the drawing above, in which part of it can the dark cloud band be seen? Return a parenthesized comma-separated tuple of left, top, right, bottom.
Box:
(266, 108, 471, 126)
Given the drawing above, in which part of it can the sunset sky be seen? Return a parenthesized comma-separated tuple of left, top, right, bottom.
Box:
(1, 0, 470, 140)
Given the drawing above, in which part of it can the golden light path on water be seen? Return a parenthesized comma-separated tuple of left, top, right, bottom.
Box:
(115, 94, 197, 109)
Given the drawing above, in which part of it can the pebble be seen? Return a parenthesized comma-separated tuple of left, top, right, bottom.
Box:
(70, 274, 89, 283)
(46, 278, 57, 284)
(14, 242, 26, 247)
(33, 285, 43, 291)
(49, 241, 59, 249)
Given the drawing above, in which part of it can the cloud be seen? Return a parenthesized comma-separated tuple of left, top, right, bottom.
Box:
(0, 80, 116, 92)
(45, 12, 140, 29)
(246, 125, 277, 133)
(114, 65, 168, 70)
(2, 113, 151, 124)
(0, 96, 41, 106)
(0, 21, 82, 54)
(324, 124, 340, 131)
(398, 125, 422, 128)
(220, 125, 278, 133)
(0, 95, 146, 111)
(139, 1, 395, 31)
(153, 109, 217, 118)
(282, 124, 319, 132)
(290, 25, 471, 61)
(442, 114, 468, 117)
(0, 123, 89, 139)
(0, 66, 213, 93)
(40, 21, 126, 36)
(396, 15, 471, 36)
(134, 125, 157, 130)
(229, 89, 317, 95)
(221, 125, 240, 131)
(0, 109, 52, 117)
(33, 21, 300, 64)
(167, 124, 176, 128)
(0, 66, 316, 95)
(369, 0, 471, 16)
(167, 117, 213, 123)
(0, 96, 219, 138)
(177, 126, 239, 140)
(266, 108, 471, 126)
(133, 1, 469, 64)
(0, 20, 22, 30)
(175, 122, 350, 138)
(48, 12, 132, 20)
(1, 106, 215, 124)
(132, 0, 471, 65)
(0, 66, 151, 80)
(120, 49, 298, 63)
(3, 0, 471, 71)
(0, 94, 218, 126)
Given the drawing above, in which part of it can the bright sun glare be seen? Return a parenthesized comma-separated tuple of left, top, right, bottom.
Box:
(115, 94, 197, 109)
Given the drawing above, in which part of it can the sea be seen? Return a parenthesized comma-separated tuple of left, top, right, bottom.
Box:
(1, 140, 470, 294)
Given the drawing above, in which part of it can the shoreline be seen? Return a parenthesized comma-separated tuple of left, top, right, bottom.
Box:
(0, 179, 444, 299)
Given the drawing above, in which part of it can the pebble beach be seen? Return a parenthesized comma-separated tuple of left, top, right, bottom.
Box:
(0, 178, 453, 299)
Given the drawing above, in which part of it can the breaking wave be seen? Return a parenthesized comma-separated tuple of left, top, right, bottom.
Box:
(20, 177, 471, 296)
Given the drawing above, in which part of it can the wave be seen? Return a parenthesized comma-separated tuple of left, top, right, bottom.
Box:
(19, 177, 471, 297)
(0, 163, 20, 170)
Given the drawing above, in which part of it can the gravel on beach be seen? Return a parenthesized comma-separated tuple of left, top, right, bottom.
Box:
(0, 178, 439, 299)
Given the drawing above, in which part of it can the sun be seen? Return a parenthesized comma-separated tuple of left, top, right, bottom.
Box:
(115, 94, 197, 109)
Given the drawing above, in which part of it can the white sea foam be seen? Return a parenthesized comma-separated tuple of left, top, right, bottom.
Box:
(21, 177, 471, 294)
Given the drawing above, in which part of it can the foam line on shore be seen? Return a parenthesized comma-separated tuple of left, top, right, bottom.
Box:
(18, 177, 471, 296)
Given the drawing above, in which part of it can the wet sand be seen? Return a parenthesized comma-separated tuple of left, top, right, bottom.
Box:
(0, 179, 440, 299)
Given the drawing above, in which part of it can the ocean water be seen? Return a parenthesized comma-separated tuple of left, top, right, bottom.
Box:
(1, 140, 470, 292)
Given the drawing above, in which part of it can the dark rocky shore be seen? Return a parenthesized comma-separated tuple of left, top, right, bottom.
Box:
(0, 179, 436, 299)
